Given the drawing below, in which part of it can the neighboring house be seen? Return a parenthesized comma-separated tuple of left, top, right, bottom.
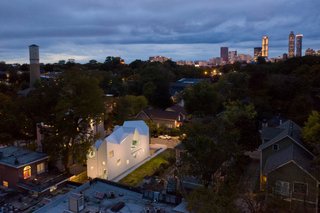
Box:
(169, 78, 206, 103)
(136, 108, 184, 128)
(87, 120, 150, 180)
(259, 120, 319, 212)
(0, 146, 48, 189)
(165, 104, 187, 121)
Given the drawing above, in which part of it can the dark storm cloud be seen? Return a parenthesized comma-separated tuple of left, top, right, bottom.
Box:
(0, 0, 319, 63)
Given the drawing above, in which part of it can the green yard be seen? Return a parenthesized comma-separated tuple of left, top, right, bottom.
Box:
(119, 149, 175, 187)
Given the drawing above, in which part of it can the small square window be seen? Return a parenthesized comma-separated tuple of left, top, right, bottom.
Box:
(117, 159, 121, 166)
(273, 144, 279, 151)
(109, 150, 114, 158)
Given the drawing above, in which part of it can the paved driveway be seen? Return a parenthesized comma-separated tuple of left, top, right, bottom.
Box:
(150, 137, 181, 149)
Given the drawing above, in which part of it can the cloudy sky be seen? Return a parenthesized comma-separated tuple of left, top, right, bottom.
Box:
(0, 0, 319, 64)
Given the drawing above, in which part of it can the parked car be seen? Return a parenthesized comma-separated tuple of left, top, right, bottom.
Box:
(159, 135, 171, 140)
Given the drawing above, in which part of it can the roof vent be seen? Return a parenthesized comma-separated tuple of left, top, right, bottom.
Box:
(14, 157, 19, 165)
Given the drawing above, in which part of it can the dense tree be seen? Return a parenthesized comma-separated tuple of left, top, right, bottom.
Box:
(110, 95, 147, 124)
(182, 135, 229, 187)
(183, 81, 221, 116)
(302, 111, 320, 154)
(40, 70, 105, 169)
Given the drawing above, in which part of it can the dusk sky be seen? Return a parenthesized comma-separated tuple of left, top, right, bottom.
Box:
(0, 0, 319, 64)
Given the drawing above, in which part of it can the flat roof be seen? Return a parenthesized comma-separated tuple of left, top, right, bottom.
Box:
(36, 179, 186, 213)
(0, 146, 48, 168)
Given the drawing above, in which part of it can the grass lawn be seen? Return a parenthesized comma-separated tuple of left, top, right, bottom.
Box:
(119, 149, 175, 187)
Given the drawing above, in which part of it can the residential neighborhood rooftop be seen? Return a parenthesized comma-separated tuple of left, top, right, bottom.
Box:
(0, 146, 48, 168)
(35, 179, 188, 213)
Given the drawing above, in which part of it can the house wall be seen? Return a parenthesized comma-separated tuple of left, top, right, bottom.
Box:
(87, 129, 150, 180)
(152, 119, 177, 128)
(0, 159, 48, 189)
(87, 142, 108, 179)
(261, 137, 294, 169)
(0, 165, 19, 188)
(267, 162, 318, 205)
(106, 129, 150, 180)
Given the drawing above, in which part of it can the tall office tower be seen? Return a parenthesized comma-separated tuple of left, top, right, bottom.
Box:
(261, 36, 269, 58)
(220, 47, 229, 62)
(296, 34, 303, 57)
(29, 44, 40, 88)
(288, 31, 295, 58)
(254, 47, 262, 59)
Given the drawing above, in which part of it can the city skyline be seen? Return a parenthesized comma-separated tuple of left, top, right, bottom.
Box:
(0, 0, 319, 63)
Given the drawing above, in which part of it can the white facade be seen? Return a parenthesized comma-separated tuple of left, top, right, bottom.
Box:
(87, 120, 150, 180)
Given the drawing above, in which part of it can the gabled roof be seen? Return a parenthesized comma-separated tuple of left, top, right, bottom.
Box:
(165, 104, 187, 115)
(106, 126, 135, 144)
(123, 120, 149, 135)
(101, 120, 149, 145)
(0, 146, 48, 168)
(139, 108, 181, 121)
(259, 120, 304, 151)
(263, 144, 318, 181)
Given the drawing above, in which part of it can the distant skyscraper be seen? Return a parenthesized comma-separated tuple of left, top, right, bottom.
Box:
(296, 34, 303, 57)
(261, 36, 269, 58)
(288, 31, 295, 58)
(220, 47, 229, 62)
(254, 47, 262, 59)
(29, 44, 40, 88)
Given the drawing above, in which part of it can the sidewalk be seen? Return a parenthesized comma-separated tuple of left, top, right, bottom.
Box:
(111, 144, 168, 182)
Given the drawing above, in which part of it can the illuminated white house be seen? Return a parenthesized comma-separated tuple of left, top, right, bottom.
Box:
(87, 120, 150, 180)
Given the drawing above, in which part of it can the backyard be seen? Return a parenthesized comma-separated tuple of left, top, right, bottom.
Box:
(119, 149, 175, 187)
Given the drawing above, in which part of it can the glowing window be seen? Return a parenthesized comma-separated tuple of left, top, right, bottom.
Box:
(109, 150, 114, 158)
(23, 166, 32, 179)
(126, 160, 129, 165)
(117, 159, 121, 166)
(2, 181, 8, 188)
(37, 163, 45, 174)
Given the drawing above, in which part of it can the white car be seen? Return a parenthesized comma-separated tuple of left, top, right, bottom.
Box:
(159, 135, 171, 140)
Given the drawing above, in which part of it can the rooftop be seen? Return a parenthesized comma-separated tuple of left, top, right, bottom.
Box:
(0, 146, 48, 168)
(35, 179, 187, 213)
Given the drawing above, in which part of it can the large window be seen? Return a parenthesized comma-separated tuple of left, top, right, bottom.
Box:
(293, 182, 307, 194)
(275, 180, 290, 196)
(37, 163, 45, 174)
(23, 166, 32, 179)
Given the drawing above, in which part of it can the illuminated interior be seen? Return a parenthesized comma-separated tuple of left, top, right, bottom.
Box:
(23, 165, 32, 179)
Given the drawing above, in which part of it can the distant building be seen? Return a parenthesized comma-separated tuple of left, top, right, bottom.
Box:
(262, 36, 269, 58)
(58, 60, 66, 65)
(296, 34, 303, 57)
(176, 60, 194, 66)
(220, 47, 229, 62)
(305, 48, 316, 56)
(68, 59, 75, 63)
(238, 54, 252, 63)
(29, 44, 40, 88)
(283, 53, 288, 60)
(228, 50, 238, 63)
(254, 47, 262, 60)
(149, 56, 171, 63)
(87, 120, 150, 181)
(288, 31, 295, 58)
